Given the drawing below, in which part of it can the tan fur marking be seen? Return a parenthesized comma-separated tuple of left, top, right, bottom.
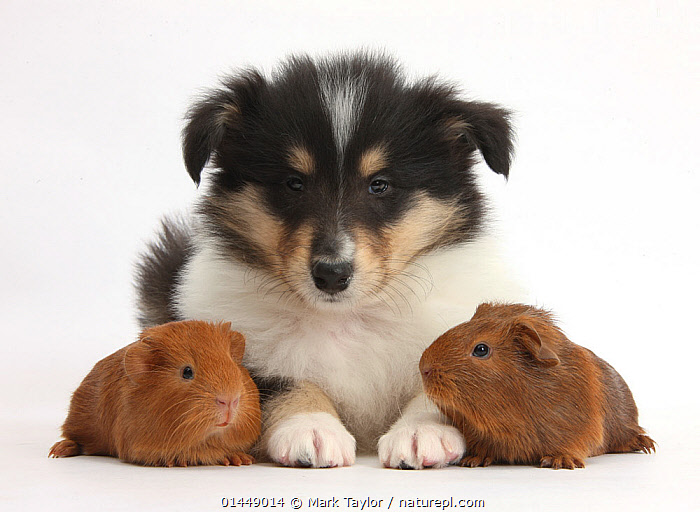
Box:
(384, 193, 465, 261)
(278, 221, 314, 300)
(208, 185, 284, 262)
(265, 381, 340, 422)
(348, 195, 463, 315)
(358, 145, 388, 178)
(287, 146, 315, 175)
(257, 381, 339, 459)
(350, 228, 386, 293)
(208, 189, 317, 308)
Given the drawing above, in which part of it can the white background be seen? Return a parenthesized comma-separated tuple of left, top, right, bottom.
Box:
(1, 1, 698, 511)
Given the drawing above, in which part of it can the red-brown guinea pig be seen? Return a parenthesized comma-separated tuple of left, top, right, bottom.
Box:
(420, 303, 655, 469)
(49, 320, 261, 467)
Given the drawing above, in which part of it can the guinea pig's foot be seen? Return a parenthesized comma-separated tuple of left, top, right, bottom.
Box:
(48, 439, 81, 458)
(266, 412, 356, 468)
(221, 452, 255, 466)
(539, 455, 585, 470)
(378, 421, 466, 470)
(164, 457, 188, 467)
(632, 434, 657, 454)
(460, 454, 493, 468)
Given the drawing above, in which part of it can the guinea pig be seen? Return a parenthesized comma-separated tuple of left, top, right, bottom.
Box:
(420, 303, 655, 469)
(49, 320, 261, 467)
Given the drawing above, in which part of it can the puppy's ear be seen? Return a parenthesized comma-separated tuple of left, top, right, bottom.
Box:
(446, 101, 514, 179)
(182, 71, 265, 185)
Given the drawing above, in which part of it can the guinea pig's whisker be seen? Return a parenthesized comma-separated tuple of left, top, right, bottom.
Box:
(158, 395, 207, 419)
(163, 404, 213, 450)
(162, 406, 199, 449)
(234, 410, 257, 429)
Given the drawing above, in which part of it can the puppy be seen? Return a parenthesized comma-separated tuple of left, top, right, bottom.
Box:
(135, 52, 526, 468)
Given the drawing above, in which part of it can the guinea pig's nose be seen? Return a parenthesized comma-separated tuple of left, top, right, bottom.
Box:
(420, 363, 434, 380)
(311, 260, 353, 294)
(216, 396, 240, 409)
(215, 395, 240, 426)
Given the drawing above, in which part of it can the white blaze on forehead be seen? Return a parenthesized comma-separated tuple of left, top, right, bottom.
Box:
(319, 73, 366, 159)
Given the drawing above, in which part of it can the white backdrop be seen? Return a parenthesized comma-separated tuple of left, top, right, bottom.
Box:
(1, 1, 698, 511)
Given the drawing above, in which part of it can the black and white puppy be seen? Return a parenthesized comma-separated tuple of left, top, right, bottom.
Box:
(136, 52, 525, 469)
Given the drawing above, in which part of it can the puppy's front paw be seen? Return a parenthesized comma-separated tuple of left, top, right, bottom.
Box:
(267, 412, 356, 468)
(378, 421, 466, 470)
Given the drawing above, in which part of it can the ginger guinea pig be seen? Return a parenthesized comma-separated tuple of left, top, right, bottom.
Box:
(420, 303, 655, 469)
(49, 320, 261, 467)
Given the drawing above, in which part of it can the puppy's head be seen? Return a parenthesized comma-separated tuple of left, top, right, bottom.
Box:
(183, 53, 513, 311)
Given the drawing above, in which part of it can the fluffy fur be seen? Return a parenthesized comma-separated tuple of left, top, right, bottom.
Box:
(135, 52, 526, 467)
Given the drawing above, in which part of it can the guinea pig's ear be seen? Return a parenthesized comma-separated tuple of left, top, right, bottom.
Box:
(445, 100, 514, 178)
(123, 340, 154, 384)
(228, 331, 247, 363)
(473, 302, 495, 319)
(218, 321, 233, 334)
(182, 70, 265, 185)
(516, 321, 560, 367)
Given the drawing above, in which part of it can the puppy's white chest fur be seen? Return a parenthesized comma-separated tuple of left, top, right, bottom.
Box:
(175, 237, 525, 450)
(252, 309, 431, 450)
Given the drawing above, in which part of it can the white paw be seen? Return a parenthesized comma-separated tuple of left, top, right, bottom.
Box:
(267, 412, 356, 468)
(378, 420, 466, 470)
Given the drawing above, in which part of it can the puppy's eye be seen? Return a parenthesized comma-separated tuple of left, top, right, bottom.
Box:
(369, 179, 389, 195)
(181, 366, 194, 380)
(472, 344, 490, 358)
(286, 176, 304, 192)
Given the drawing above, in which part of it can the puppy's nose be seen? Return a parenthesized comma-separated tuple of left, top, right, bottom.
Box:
(312, 261, 353, 294)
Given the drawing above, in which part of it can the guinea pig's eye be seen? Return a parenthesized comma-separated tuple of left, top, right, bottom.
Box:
(369, 178, 389, 195)
(286, 176, 304, 192)
(181, 366, 194, 380)
(472, 343, 490, 359)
